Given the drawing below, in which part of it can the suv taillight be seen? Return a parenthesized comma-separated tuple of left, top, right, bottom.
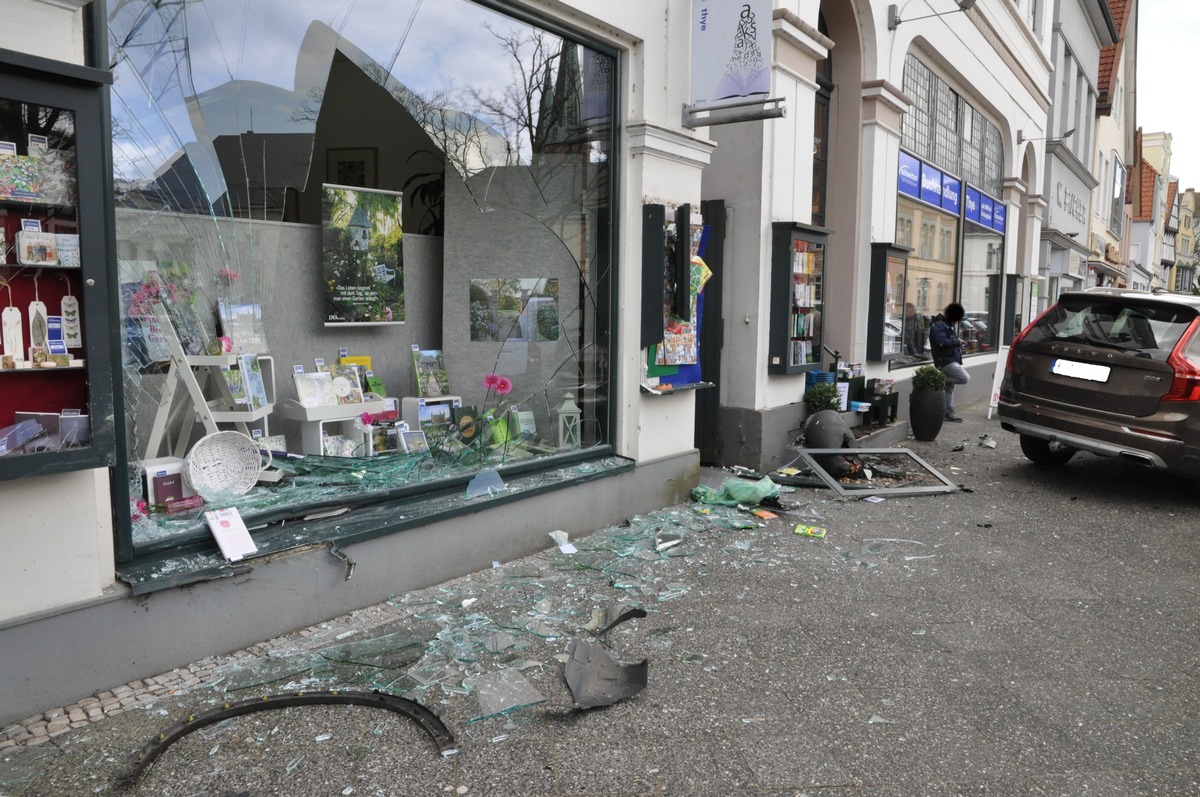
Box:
(1006, 307, 1056, 374)
(1164, 320, 1200, 402)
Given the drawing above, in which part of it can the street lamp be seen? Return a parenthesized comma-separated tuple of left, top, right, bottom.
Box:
(1017, 128, 1076, 145)
(888, 0, 976, 30)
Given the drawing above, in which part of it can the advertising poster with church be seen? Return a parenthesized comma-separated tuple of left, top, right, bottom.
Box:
(321, 184, 404, 326)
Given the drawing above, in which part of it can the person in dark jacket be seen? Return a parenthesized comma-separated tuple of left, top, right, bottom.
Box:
(928, 302, 970, 421)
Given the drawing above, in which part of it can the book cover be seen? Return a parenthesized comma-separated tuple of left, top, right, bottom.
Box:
(371, 423, 402, 456)
(222, 365, 249, 405)
(365, 374, 387, 397)
(418, 399, 455, 449)
(509, 409, 536, 437)
(204, 507, 258, 562)
(54, 234, 80, 268)
(256, 434, 288, 454)
(412, 347, 449, 397)
(400, 429, 429, 454)
(325, 364, 365, 405)
(293, 371, 338, 408)
(339, 354, 372, 373)
(240, 354, 270, 411)
(153, 472, 185, 504)
(452, 404, 482, 444)
(16, 231, 57, 266)
(217, 299, 269, 354)
(322, 434, 359, 457)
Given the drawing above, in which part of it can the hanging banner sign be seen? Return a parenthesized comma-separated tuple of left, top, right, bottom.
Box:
(691, 0, 772, 104)
(965, 187, 981, 223)
(991, 202, 1006, 233)
(980, 194, 994, 227)
(920, 163, 943, 207)
(898, 151, 921, 198)
(941, 176, 961, 215)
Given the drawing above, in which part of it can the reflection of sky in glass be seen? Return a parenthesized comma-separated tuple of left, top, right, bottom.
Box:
(108, 0, 584, 180)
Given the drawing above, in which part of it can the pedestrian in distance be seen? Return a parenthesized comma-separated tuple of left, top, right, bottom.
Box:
(929, 302, 970, 421)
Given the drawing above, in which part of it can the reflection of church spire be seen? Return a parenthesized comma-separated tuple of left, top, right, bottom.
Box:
(534, 43, 586, 157)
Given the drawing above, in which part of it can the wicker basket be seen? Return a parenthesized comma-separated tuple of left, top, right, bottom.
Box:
(184, 431, 269, 499)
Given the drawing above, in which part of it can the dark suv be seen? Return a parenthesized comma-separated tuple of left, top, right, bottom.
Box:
(998, 287, 1200, 477)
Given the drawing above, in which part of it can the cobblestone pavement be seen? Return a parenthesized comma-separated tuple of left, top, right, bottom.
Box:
(2, 401, 1199, 796)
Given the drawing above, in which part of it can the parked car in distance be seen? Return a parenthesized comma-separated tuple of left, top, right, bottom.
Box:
(998, 287, 1200, 478)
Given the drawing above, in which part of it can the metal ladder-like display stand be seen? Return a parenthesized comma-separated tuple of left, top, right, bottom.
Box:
(142, 304, 278, 482)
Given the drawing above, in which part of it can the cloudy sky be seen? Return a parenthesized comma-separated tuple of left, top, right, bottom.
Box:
(1136, 0, 1200, 189)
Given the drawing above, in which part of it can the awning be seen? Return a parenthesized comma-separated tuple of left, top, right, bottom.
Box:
(1088, 260, 1125, 278)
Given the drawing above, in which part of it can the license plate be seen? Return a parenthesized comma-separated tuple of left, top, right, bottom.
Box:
(1051, 358, 1111, 382)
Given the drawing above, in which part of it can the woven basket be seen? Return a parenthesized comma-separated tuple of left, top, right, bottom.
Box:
(184, 431, 269, 499)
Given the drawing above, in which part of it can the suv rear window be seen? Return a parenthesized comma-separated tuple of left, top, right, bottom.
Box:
(1023, 297, 1198, 362)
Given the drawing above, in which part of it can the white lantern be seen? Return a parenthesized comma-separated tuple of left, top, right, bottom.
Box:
(556, 392, 581, 450)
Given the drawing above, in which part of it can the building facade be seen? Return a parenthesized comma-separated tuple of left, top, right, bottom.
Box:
(1, 0, 1060, 723)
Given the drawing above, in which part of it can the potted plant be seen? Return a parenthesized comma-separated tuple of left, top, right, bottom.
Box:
(909, 365, 946, 441)
(803, 381, 842, 416)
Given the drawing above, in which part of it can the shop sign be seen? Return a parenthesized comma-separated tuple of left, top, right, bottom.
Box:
(980, 194, 994, 227)
(691, 0, 772, 103)
(1069, 249, 1084, 277)
(991, 202, 1006, 234)
(920, 163, 942, 206)
(941, 176, 961, 215)
(965, 187, 981, 223)
(898, 151, 921, 199)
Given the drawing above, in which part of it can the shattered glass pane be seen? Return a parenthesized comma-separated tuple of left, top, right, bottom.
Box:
(469, 668, 546, 722)
(108, 0, 617, 558)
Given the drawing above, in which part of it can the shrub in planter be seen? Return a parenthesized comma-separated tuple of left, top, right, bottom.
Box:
(803, 382, 841, 415)
(909, 365, 946, 441)
(911, 364, 946, 392)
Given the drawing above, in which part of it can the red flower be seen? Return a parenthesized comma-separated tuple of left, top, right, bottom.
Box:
(483, 373, 502, 390)
(495, 376, 513, 395)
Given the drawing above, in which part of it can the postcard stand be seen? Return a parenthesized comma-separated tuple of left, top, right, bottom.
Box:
(143, 305, 279, 481)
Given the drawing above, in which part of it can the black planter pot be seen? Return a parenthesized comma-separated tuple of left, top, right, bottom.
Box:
(909, 389, 946, 441)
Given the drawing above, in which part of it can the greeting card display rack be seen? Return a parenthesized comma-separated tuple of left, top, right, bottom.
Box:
(143, 305, 277, 481)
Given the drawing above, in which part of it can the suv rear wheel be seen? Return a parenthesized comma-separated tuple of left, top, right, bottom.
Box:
(1019, 435, 1076, 467)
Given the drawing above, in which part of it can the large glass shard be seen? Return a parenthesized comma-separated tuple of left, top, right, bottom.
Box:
(469, 668, 546, 722)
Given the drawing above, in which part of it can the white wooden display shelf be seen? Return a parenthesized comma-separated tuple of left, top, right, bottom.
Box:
(276, 398, 387, 456)
(275, 398, 387, 423)
(143, 305, 277, 461)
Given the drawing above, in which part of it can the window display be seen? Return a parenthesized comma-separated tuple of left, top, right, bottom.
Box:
(109, 0, 617, 551)
(0, 96, 91, 457)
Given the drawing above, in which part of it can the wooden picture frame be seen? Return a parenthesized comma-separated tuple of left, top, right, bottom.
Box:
(326, 148, 377, 189)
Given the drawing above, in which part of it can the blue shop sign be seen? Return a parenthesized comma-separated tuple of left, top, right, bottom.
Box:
(920, 164, 943, 206)
(941, 176, 961, 214)
(965, 187, 981, 223)
(898, 151, 920, 198)
(980, 194, 993, 226)
(991, 202, 1006, 233)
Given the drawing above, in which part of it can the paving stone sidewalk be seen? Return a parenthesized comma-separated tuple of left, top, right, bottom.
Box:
(2, 402, 1198, 796)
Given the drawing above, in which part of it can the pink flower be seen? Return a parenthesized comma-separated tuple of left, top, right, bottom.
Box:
(495, 376, 512, 395)
(385, 307, 393, 322)
(360, 412, 376, 425)
(218, 268, 240, 282)
(483, 373, 502, 390)
(218, 336, 232, 352)
(132, 498, 148, 520)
